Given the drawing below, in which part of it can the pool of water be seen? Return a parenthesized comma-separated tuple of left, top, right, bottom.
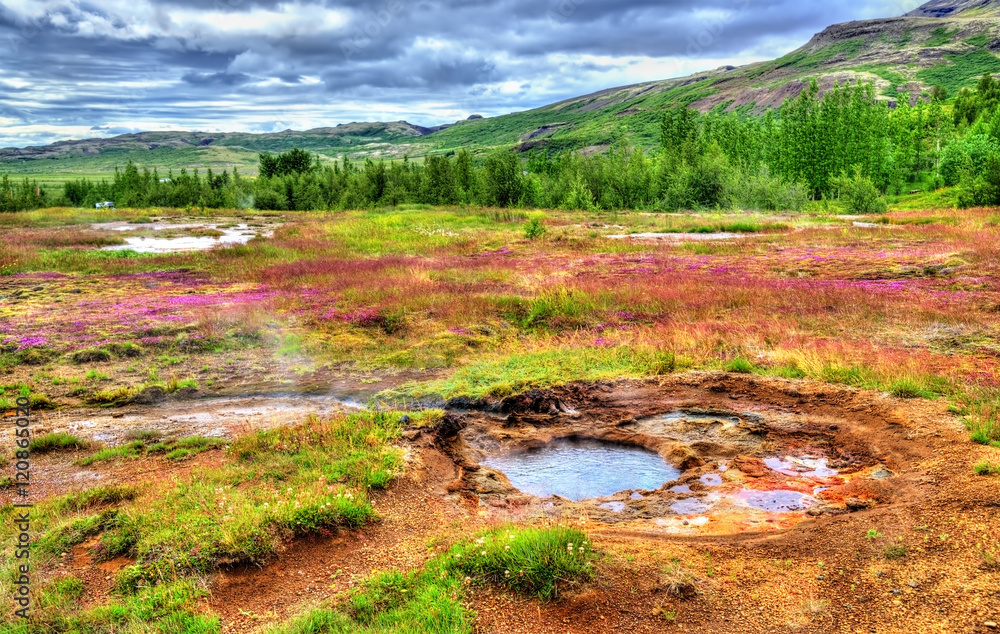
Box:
(671, 498, 714, 515)
(764, 456, 838, 478)
(738, 490, 817, 512)
(700, 473, 723, 486)
(94, 219, 279, 253)
(481, 438, 681, 501)
(100, 223, 265, 253)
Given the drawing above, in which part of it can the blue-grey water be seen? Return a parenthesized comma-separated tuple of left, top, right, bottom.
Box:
(481, 438, 681, 501)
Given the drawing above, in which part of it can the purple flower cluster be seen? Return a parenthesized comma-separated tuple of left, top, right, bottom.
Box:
(14, 336, 46, 350)
(343, 308, 382, 326)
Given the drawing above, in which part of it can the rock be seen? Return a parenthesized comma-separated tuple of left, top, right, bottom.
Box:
(32, 286, 44, 291)
(69, 288, 82, 294)
(907, 581, 918, 589)
(734, 455, 769, 478)
(401, 429, 420, 441)
(984, 622, 997, 629)
(670, 446, 704, 471)
(807, 507, 823, 517)
(846, 497, 870, 511)
(817, 575, 825, 581)
(870, 465, 895, 480)
(891, 589, 901, 595)
(399, 414, 411, 425)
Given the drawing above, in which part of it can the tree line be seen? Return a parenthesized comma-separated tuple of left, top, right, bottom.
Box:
(5, 76, 1000, 213)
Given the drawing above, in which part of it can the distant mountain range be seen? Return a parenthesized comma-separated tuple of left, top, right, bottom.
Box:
(3, 0, 1000, 176)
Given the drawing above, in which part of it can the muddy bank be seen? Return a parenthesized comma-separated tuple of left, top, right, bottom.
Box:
(433, 373, 962, 536)
(5, 393, 363, 447)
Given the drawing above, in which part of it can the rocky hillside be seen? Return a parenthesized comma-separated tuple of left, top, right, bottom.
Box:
(4, 0, 1000, 173)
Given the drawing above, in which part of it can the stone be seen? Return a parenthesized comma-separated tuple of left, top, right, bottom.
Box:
(907, 581, 919, 588)
(984, 622, 997, 629)
(734, 455, 769, 478)
(669, 446, 705, 471)
(870, 465, 895, 480)
(401, 429, 420, 441)
(846, 497, 870, 511)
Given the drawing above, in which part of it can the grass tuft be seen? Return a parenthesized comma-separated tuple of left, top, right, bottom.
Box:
(28, 432, 90, 454)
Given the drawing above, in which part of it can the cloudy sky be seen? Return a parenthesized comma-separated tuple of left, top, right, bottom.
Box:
(0, 0, 924, 148)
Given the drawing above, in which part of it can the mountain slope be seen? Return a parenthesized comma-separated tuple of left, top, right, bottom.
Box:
(3, 0, 1000, 175)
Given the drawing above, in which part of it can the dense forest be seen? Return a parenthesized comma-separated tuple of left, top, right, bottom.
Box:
(7, 76, 1000, 213)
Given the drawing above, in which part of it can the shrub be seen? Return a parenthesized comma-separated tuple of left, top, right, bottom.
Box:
(104, 342, 145, 358)
(524, 216, 547, 240)
(29, 392, 56, 410)
(725, 358, 756, 374)
(54, 485, 139, 512)
(974, 461, 1000, 476)
(830, 166, 887, 214)
(662, 561, 700, 597)
(70, 348, 112, 364)
(940, 134, 1000, 186)
(85, 386, 138, 406)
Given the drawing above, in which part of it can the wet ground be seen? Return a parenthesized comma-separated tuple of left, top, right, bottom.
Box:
(93, 216, 281, 253)
(445, 375, 959, 536)
(18, 393, 363, 446)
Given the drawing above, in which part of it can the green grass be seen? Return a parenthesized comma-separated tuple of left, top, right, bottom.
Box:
(28, 432, 91, 454)
(85, 369, 110, 381)
(724, 358, 757, 374)
(0, 411, 408, 630)
(5, 578, 219, 634)
(973, 461, 1000, 476)
(889, 378, 942, 399)
(917, 50, 1000, 94)
(652, 220, 790, 235)
(75, 435, 225, 466)
(75, 441, 145, 466)
(270, 526, 594, 634)
(925, 27, 958, 48)
(389, 346, 676, 400)
(966, 34, 991, 48)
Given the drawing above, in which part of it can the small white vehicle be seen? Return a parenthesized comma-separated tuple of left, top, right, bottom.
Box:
(95, 201, 115, 209)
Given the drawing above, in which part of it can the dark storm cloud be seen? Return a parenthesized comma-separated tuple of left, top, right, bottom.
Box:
(0, 0, 924, 148)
